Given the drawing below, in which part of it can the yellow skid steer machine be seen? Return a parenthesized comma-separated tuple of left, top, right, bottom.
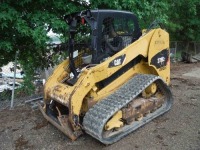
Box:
(39, 10, 173, 144)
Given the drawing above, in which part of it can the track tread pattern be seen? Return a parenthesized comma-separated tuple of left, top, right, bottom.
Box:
(83, 74, 172, 144)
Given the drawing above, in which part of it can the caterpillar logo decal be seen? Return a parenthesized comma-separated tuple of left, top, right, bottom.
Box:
(151, 49, 169, 69)
(109, 54, 126, 68)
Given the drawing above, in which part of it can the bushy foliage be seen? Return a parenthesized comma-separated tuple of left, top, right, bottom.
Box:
(0, 0, 88, 94)
(166, 0, 200, 41)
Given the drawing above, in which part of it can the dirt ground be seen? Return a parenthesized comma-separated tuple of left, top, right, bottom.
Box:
(0, 62, 200, 150)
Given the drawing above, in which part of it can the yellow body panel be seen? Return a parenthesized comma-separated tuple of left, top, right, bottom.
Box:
(105, 111, 123, 130)
(148, 29, 170, 84)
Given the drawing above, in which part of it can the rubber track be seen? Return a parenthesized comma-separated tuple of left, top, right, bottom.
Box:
(83, 74, 173, 144)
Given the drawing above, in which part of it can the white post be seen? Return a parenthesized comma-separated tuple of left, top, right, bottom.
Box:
(10, 51, 19, 108)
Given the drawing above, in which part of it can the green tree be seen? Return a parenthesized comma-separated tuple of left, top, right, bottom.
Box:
(1, 0, 200, 94)
(90, 0, 169, 29)
(0, 0, 88, 93)
(166, 0, 200, 42)
(0, 0, 89, 67)
(90, 0, 200, 42)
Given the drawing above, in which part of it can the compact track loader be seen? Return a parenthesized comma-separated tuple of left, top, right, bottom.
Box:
(39, 10, 173, 144)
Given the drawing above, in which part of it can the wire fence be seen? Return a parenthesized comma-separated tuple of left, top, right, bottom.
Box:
(1, 41, 200, 110)
(0, 43, 66, 110)
(170, 41, 200, 62)
(0, 51, 44, 110)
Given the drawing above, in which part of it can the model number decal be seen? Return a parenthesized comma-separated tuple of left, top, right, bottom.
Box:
(108, 54, 126, 68)
(150, 49, 169, 69)
(157, 56, 165, 65)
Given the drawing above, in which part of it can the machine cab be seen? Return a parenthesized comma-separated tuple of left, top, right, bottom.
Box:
(65, 10, 141, 82)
